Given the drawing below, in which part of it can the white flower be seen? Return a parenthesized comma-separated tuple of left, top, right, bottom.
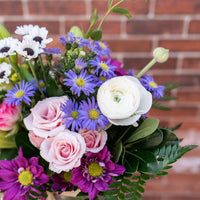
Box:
(97, 76, 152, 126)
(23, 26, 53, 48)
(0, 62, 12, 84)
(15, 24, 39, 35)
(153, 47, 169, 63)
(0, 37, 18, 58)
(15, 39, 44, 60)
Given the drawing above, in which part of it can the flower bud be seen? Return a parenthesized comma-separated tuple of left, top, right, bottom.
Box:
(153, 47, 169, 63)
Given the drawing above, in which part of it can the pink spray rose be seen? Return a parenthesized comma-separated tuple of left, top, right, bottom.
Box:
(24, 96, 68, 139)
(40, 130, 86, 173)
(79, 129, 107, 153)
(28, 131, 45, 148)
(0, 99, 21, 131)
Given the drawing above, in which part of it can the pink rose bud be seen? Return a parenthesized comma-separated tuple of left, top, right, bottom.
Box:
(0, 99, 21, 131)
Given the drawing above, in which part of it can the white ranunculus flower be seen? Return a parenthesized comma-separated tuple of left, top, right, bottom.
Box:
(97, 76, 152, 126)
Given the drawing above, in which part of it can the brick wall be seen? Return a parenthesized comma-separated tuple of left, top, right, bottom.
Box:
(1, 0, 200, 199)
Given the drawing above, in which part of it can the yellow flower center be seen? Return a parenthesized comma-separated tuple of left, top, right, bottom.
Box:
(15, 90, 25, 98)
(39, 82, 45, 88)
(99, 76, 107, 82)
(63, 171, 72, 182)
(100, 63, 108, 71)
(76, 78, 85, 87)
(18, 170, 33, 186)
(71, 111, 79, 119)
(88, 162, 103, 177)
(99, 42, 106, 49)
(148, 81, 158, 88)
(89, 109, 99, 120)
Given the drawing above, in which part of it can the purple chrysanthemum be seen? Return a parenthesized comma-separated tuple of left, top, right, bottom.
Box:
(51, 171, 74, 193)
(79, 97, 109, 131)
(71, 146, 125, 200)
(140, 75, 165, 99)
(88, 41, 110, 57)
(43, 47, 61, 54)
(89, 56, 116, 78)
(0, 147, 50, 200)
(63, 69, 95, 97)
(5, 80, 35, 106)
(61, 99, 82, 131)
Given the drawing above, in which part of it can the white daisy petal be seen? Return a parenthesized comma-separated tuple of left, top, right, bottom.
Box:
(0, 62, 12, 84)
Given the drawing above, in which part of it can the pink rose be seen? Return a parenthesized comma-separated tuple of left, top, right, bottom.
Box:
(28, 131, 45, 148)
(79, 129, 107, 153)
(24, 96, 68, 139)
(40, 130, 86, 173)
(0, 99, 21, 131)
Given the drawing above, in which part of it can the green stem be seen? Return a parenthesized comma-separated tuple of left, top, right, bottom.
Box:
(7, 56, 23, 81)
(28, 60, 45, 98)
(97, 0, 126, 30)
(38, 54, 47, 85)
(136, 58, 157, 79)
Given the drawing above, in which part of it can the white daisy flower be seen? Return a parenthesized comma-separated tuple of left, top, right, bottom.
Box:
(0, 62, 12, 84)
(15, 24, 39, 35)
(24, 26, 53, 48)
(0, 37, 18, 58)
(15, 39, 44, 60)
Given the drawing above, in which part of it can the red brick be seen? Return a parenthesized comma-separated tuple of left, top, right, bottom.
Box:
(155, 0, 200, 14)
(107, 39, 152, 52)
(123, 58, 177, 72)
(127, 20, 183, 35)
(149, 106, 198, 119)
(189, 20, 200, 34)
(182, 58, 200, 69)
(0, 1, 23, 15)
(4, 21, 60, 35)
(177, 90, 200, 103)
(28, 0, 86, 15)
(153, 74, 200, 87)
(91, 0, 149, 15)
(159, 40, 200, 52)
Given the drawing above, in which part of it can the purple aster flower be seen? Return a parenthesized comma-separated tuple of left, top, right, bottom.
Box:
(0, 147, 50, 200)
(63, 69, 95, 97)
(30, 79, 46, 93)
(89, 56, 116, 78)
(51, 171, 74, 193)
(75, 58, 87, 70)
(71, 146, 125, 200)
(140, 75, 165, 99)
(43, 47, 61, 54)
(88, 41, 110, 57)
(79, 97, 109, 131)
(61, 99, 82, 131)
(59, 32, 88, 48)
(5, 80, 35, 106)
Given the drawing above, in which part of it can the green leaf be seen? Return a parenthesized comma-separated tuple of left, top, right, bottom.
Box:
(109, 181, 121, 188)
(0, 131, 17, 148)
(124, 152, 139, 173)
(0, 24, 11, 39)
(91, 30, 102, 41)
(90, 9, 99, 26)
(85, 29, 94, 39)
(111, 7, 132, 19)
(112, 141, 123, 163)
(152, 102, 171, 111)
(0, 148, 18, 160)
(126, 118, 159, 143)
(15, 131, 40, 158)
(103, 189, 118, 195)
(108, 0, 113, 8)
(46, 79, 64, 97)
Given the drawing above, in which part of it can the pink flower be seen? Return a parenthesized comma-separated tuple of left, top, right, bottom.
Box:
(79, 129, 107, 153)
(0, 99, 21, 131)
(24, 96, 68, 139)
(40, 130, 86, 173)
(28, 131, 45, 148)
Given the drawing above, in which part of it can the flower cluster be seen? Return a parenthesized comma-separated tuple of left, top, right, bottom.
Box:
(0, 11, 196, 200)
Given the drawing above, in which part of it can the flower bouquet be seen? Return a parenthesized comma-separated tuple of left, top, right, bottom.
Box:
(0, 0, 197, 200)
